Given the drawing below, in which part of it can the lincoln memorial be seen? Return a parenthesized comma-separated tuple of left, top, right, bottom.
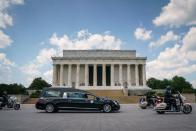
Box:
(52, 50, 150, 95)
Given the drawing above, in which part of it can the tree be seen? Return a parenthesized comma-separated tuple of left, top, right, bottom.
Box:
(147, 76, 193, 93)
(171, 76, 193, 93)
(0, 83, 27, 95)
(28, 77, 51, 90)
(146, 78, 162, 89)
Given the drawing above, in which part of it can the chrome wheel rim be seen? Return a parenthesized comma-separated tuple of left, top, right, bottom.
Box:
(46, 104, 54, 113)
(104, 104, 111, 112)
(183, 105, 191, 113)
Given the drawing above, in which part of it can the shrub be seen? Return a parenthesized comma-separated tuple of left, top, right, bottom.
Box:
(156, 92, 164, 97)
(30, 90, 41, 98)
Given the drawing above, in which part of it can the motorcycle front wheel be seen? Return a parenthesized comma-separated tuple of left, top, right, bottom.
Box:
(14, 104, 20, 110)
(182, 105, 192, 114)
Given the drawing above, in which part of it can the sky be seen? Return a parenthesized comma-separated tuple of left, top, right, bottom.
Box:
(0, 0, 196, 88)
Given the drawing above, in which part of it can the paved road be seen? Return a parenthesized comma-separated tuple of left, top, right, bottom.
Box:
(0, 104, 195, 131)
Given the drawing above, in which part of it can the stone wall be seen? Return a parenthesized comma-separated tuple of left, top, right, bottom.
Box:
(182, 93, 196, 103)
(63, 50, 136, 58)
(10, 94, 29, 103)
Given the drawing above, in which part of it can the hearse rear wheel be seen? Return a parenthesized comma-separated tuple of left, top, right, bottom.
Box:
(45, 104, 55, 113)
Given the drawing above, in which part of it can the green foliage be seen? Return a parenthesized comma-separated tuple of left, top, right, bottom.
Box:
(156, 92, 164, 97)
(30, 90, 41, 98)
(147, 75, 193, 93)
(146, 91, 156, 97)
(0, 83, 28, 95)
(28, 77, 51, 90)
(147, 78, 164, 89)
(171, 76, 193, 93)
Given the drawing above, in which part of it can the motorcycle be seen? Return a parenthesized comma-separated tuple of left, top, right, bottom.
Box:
(154, 91, 192, 114)
(139, 95, 163, 109)
(0, 96, 20, 110)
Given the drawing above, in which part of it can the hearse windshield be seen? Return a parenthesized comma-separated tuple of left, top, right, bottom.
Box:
(42, 90, 61, 97)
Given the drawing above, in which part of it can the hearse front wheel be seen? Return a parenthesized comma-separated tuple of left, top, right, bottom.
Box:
(103, 104, 112, 113)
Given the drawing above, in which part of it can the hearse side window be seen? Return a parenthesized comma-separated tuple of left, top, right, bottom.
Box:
(67, 92, 86, 99)
(43, 90, 61, 97)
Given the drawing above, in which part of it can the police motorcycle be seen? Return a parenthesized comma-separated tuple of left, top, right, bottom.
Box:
(139, 95, 163, 109)
(0, 95, 20, 110)
(139, 91, 163, 109)
(154, 91, 192, 114)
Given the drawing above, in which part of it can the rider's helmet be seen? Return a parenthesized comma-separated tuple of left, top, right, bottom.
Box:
(166, 85, 171, 90)
(166, 85, 172, 93)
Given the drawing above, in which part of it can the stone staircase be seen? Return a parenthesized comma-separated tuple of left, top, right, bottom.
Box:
(23, 98, 38, 104)
(87, 90, 140, 104)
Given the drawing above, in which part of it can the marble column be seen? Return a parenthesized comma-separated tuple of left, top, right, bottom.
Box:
(93, 64, 97, 86)
(102, 64, 106, 86)
(76, 64, 80, 87)
(52, 64, 57, 86)
(111, 64, 114, 86)
(119, 64, 122, 86)
(142, 64, 146, 86)
(85, 64, 89, 86)
(127, 64, 131, 86)
(60, 64, 64, 86)
(68, 64, 72, 87)
(135, 64, 139, 86)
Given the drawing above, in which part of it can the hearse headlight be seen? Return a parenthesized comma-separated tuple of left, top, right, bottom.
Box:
(113, 100, 119, 105)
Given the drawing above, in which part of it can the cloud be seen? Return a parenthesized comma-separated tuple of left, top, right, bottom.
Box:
(191, 80, 196, 89)
(149, 31, 180, 48)
(0, 0, 24, 84)
(50, 29, 122, 50)
(0, 52, 15, 83)
(153, 0, 196, 27)
(21, 48, 56, 84)
(0, 64, 12, 83)
(0, 30, 13, 48)
(0, 12, 12, 28)
(0, 0, 24, 49)
(0, 0, 24, 28)
(147, 27, 196, 79)
(0, 52, 14, 66)
(43, 69, 53, 83)
(134, 27, 152, 41)
(181, 27, 196, 52)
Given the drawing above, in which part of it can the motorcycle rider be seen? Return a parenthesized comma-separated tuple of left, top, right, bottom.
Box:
(164, 86, 177, 110)
(2, 91, 8, 105)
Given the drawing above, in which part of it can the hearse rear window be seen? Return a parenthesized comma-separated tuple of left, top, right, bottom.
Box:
(67, 92, 86, 99)
(43, 90, 61, 97)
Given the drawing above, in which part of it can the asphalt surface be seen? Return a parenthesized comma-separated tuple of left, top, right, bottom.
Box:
(0, 104, 195, 131)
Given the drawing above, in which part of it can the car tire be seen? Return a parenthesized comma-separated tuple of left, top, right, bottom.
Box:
(141, 106, 147, 109)
(45, 104, 55, 113)
(183, 105, 192, 114)
(103, 104, 112, 113)
(14, 104, 20, 110)
(157, 111, 165, 114)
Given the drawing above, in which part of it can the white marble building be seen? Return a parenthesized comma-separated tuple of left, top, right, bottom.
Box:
(52, 50, 150, 93)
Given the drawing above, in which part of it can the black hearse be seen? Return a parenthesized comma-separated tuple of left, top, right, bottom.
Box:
(35, 87, 120, 113)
